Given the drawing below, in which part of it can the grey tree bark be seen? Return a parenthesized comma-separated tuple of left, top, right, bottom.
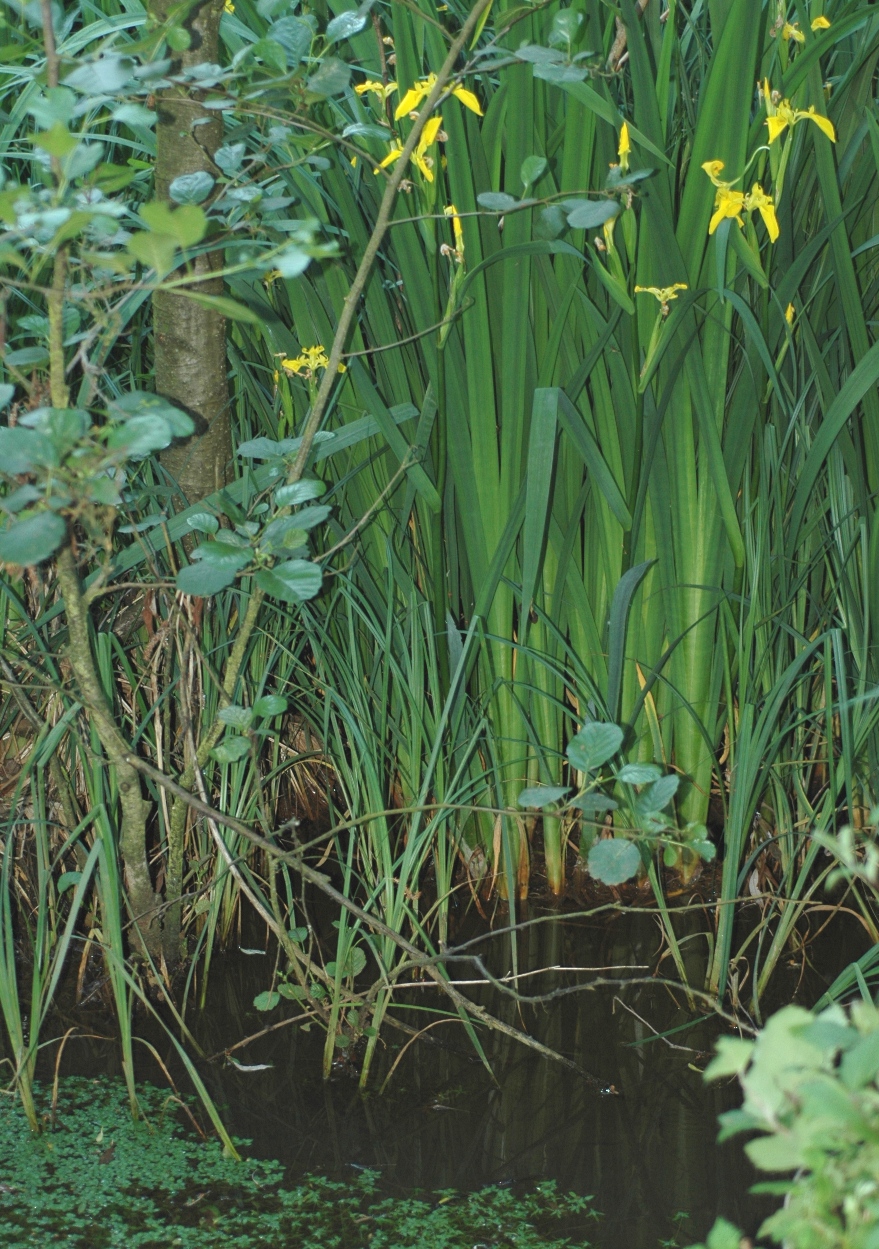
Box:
(151, 0, 232, 503)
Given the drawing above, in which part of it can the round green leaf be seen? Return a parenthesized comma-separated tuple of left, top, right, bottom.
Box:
(253, 990, 280, 1011)
(286, 926, 309, 944)
(253, 694, 287, 718)
(565, 200, 620, 231)
(186, 512, 219, 534)
(218, 705, 254, 731)
(0, 426, 58, 473)
(277, 982, 306, 1000)
(306, 57, 351, 96)
(274, 480, 326, 507)
(169, 171, 215, 204)
(587, 837, 641, 886)
(106, 415, 174, 459)
(617, 763, 662, 785)
(638, 774, 679, 814)
(689, 839, 716, 863)
(0, 385, 14, 409)
(517, 785, 570, 809)
(570, 793, 617, 815)
(210, 735, 251, 764)
(109, 392, 194, 436)
(176, 549, 249, 596)
(567, 722, 623, 773)
(254, 559, 322, 604)
(166, 25, 191, 50)
(4, 347, 50, 367)
(326, 10, 366, 41)
(0, 511, 65, 565)
(57, 872, 82, 894)
(477, 192, 519, 211)
(520, 155, 547, 188)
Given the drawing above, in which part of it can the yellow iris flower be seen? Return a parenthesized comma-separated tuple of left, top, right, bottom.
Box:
(618, 122, 631, 173)
(744, 183, 780, 243)
(765, 98, 836, 144)
(444, 204, 464, 253)
(635, 283, 687, 304)
(780, 15, 829, 40)
(710, 187, 747, 232)
(376, 115, 444, 182)
(395, 73, 482, 119)
(281, 347, 346, 377)
(702, 161, 779, 241)
(355, 79, 398, 102)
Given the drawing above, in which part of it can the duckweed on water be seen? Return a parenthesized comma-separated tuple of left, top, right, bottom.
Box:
(0, 1079, 599, 1247)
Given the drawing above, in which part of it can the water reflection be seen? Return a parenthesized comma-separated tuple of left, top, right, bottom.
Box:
(42, 907, 860, 1248)
(184, 911, 774, 1248)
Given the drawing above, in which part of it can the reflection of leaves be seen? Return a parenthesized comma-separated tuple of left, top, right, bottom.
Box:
(587, 838, 641, 885)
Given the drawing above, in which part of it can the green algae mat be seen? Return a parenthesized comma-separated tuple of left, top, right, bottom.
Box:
(0, 1079, 599, 1247)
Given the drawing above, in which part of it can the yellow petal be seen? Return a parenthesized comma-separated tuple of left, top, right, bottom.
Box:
(417, 114, 443, 154)
(781, 22, 805, 42)
(757, 201, 779, 243)
(708, 204, 726, 235)
(766, 115, 788, 144)
(452, 86, 482, 115)
(811, 15, 830, 29)
(375, 147, 403, 173)
(394, 87, 422, 119)
(701, 160, 726, 186)
(805, 107, 835, 142)
(708, 189, 744, 235)
(414, 154, 434, 182)
(785, 303, 795, 324)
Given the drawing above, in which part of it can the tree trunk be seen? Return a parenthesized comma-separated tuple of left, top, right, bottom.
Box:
(151, 0, 232, 503)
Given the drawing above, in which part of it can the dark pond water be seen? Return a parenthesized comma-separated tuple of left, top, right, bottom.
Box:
(45, 902, 870, 1249)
